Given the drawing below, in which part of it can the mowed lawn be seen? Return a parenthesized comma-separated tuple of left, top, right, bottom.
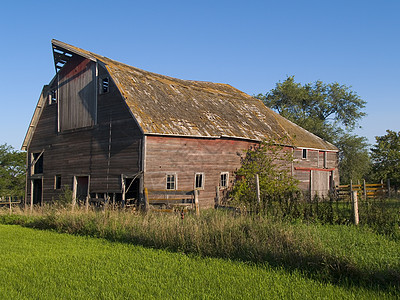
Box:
(0, 225, 395, 299)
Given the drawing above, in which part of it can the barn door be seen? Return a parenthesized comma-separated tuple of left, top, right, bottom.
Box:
(73, 176, 89, 206)
(122, 175, 140, 207)
(31, 178, 43, 206)
(310, 170, 330, 197)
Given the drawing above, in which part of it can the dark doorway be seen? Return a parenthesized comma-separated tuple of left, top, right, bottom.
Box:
(124, 177, 140, 206)
(32, 179, 42, 205)
(75, 176, 89, 205)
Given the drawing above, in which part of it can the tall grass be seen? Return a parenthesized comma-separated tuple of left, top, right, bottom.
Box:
(1, 206, 399, 291)
(2, 225, 395, 299)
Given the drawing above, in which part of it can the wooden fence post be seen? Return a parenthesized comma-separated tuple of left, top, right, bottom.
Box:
(387, 179, 391, 198)
(144, 188, 149, 212)
(9, 196, 12, 214)
(194, 190, 200, 216)
(215, 186, 220, 208)
(255, 174, 261, 206)
(350, 180, 353, 196)
(363, 179, 367, 201)
(85, 196, 89, 212)
(352, 191, 359, 225)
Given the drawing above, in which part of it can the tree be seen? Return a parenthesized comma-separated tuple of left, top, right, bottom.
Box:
(230, 137, 299, 212)
(257, 76, 370, 183)
(370, 130, 400, 189)
(336, 134, 371, 184)
(0, 144, 26, 197)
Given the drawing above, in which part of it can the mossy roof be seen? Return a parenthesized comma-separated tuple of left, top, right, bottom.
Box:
(50, 39, 338, 151)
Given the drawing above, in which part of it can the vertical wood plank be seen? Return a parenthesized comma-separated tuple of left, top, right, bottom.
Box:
(255, 174, 261, 206)
(352, 191, 359, 225)
(194, 190, 199, 216)
(215, 186, 220, 208)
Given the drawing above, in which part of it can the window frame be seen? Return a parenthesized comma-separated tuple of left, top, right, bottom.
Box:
(302, 149, 307, 159)
(100, 76, 110, 94)
(31, 152, 44, 175)
(54, 175, 62, 190)
(220, 172, 229, 189)
(49, 89, 57, 105)
(166, 173, 177, 190)
(194, 173, 205, 190)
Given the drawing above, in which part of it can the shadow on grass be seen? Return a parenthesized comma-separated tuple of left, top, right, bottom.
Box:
(1, 212, 399, 293)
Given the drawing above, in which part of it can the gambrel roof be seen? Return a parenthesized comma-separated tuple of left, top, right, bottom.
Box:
(23, 40, 338, 151)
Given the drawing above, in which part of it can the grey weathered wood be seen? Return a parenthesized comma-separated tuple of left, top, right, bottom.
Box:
(352, 191, 359, 225)
(194, 189, 199, 216)
(255, 174, 260, 205)
(149, 190, 194, 196)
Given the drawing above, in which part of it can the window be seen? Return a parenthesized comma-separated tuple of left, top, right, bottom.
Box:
(31, 152, 43, 174)
(54, 175, 61, 190)
(166, 174, 176, 190)
(302, 149, 307, 159)
(195, 173, 204, 190)
(49, 89, 57, 105)
(101, 77, 109, 94)
(220, 172, 229, 188)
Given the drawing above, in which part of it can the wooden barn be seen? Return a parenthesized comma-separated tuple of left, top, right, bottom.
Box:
(22, 40, 339, 209)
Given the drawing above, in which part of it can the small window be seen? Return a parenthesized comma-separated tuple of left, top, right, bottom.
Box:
(166, 174, 176, 190)
(49, 90, 57, 105)
(32, 152, 43, 174)
(302, 149, 307, 159)
(54, 175, 61, 190)
(101, 77, 109, 94)
(220, 172, 229, 188)
(195, 173, 204, 190)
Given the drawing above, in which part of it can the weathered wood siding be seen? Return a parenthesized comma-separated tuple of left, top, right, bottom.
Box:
(58, 56, 97, 131)
(292, 148, 339, 196)
(27, 63, 142, 204)
(144, 136, 255, 208)
(144, 136, 339, 207)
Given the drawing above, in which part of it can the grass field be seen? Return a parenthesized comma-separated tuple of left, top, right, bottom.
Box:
(0, 225, 397, 299)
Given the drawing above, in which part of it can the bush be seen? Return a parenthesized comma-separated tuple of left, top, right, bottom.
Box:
(230, 138, 299, 213)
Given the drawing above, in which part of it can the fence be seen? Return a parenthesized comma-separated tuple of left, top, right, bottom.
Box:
(0, 196, 24, 212)
(145, 188, 199, 215)
(335, 180, 388, 201)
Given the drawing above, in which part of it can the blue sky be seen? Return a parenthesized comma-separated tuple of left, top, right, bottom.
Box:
(1, 0, 399, 150)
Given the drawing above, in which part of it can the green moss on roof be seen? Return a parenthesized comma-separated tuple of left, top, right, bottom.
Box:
(51, 39, 338, 151)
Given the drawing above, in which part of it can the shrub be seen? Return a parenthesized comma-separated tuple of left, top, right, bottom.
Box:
(230, 137, 299, 213)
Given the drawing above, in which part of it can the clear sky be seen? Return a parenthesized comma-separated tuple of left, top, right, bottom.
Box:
(1, 0, 399, 150)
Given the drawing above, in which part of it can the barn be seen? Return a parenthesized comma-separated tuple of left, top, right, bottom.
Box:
(22, 40, 339, 209)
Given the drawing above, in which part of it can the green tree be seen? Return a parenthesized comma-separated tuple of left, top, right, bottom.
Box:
(257, 76, 370, 183)
(370, 130, 400, 189)
(0, 144, 26, 197)
(231, 137, 299, 212)
(336, 134, 371, 184)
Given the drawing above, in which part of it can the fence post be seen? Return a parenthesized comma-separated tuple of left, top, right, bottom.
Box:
(9, 196, 12, 214)
(352, 191, 359, 225)
(255, 174, 261, 206)
(215, 186, 220, 208)
(144, 188, 149, 212)
(194, 190, 200, 216)
(85, 196, 89, 212)
(387, 179, 391, 198)
(363, 179, 367, 201)
(350, 180, 353, 196)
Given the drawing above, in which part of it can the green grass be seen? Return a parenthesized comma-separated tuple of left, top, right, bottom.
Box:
(0, 225, 397, 299)
(1, 207, 400, 291)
